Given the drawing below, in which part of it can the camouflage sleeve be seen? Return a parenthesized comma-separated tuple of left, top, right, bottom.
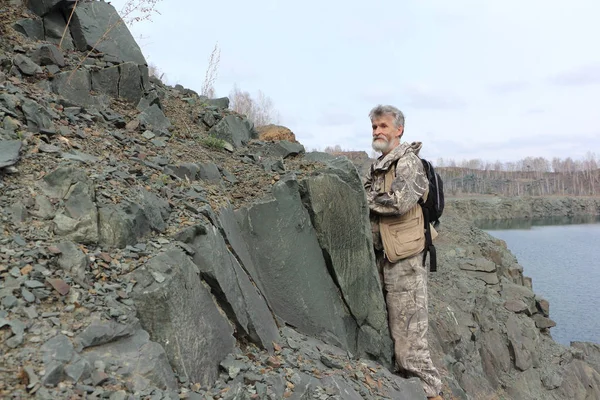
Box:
(368, 153, 428, 216)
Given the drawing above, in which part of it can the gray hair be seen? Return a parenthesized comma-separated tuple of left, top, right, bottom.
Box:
(369, 105, 405, 128)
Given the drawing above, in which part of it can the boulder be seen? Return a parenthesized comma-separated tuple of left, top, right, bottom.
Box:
(13, 54, 42, 76)
(52, 70, 109, 109)
(43, 11, 75, 50)
(234, 175, 357, 352)
(0, 140, 22, 168)
(13, 19, 44, 40)
(68, 1, 147, 65)
(175, 223, 280, 352)
(26, 0, 64, 16)
(91, 65, 120, 98)
(118, 62, 144, 103)
(299, 156, 391, 364)
(208, 115, 257, 148)
(131, 248, 236, 386)
(31, 44, 65, 67)
(257, 124, 297, 142)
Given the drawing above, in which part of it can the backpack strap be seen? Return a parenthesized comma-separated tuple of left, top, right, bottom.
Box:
(418, 174, 438, 273)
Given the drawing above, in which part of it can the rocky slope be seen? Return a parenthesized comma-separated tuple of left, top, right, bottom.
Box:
(446, 196, 600, 222)
(1, 1, 600, 400)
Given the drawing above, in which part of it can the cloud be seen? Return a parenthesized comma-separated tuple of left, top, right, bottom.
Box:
(403, 85, 466, 110)
(548, 65, 600, 86)
(488, 81, 530, 94)
(316, 109, 357, 126)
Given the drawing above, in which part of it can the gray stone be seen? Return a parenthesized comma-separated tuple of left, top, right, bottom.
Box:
(460, 258, 497, 272)
(135, 188, 170, 233)
(179, 222, 280, 352)
(166, 163, 199, 180)
(52, 70, 109, 109)
(264, 140, 305, 159)
(21, 99, 53, 132)
(91, 65, 120, 98)
(61, 150, 99, 164)
(55, 242, 89, 282)
(506, 314, 539, 371)
(43, 11, 75, 51)
(501, 282, 536, 316)
(137, 91, 161, 112)
(532, 314, 556, 329)
(203, 96, 229, 109)
(0, 140, 22, 168)
(98, 203, 151, 249)
(142, 130, 155, 139)
(31, 44, 65, 67)
(118, 62, 143, 103)
(320, 376, 364, 400)
(208, 115, 257, 148)
(131, 248, 235, 386)
(198, 163, 221, 182)
(13, 18, 44, 40)
(40, 166, 89, 199)
(41, 334, 75, 365)
(81, 326, 178, 392)
(69, 2, 146, 65)
(138, 104, 171, 134)
(13, 54, 42, 76)
(64, 355, 92, 383)
(26, 0, 63, 16)
(235, 176, 356, 352)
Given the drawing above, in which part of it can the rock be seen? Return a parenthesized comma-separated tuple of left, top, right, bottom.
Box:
(299, 156, 391, 365)
(208, 115, 257, 148)
(43, 11, 75, 50)
(0, 140, 22, 168)
(26, 0, 63, 16)
(135, 188, 170, 233)
(202, 96, 229, 109)
(98, 203, 151, 249)
(21, 99, 53, 132)
(91, 65, 120, 98)
(257, 124, 297, 142)
(131, 248, 236, 386)
(166, 163, 199, 180)
(52, 70, 109, 109)
(118, 62, 144, 103)
(138, 104, 171, 134)
(31, 44, 65, 67)
(506, 314, 539, 371)
(55, 242, 89, 283)
(177, 222, 280, 352)
(198, 163, 221, 182)
(501, 282, 536, 316)
(234, 175, 356, 352)
(264, 140, 305, 159)
(81, 325, 178, 392)
(13, 18, 44, 40)
(532, 314, 556, 329)
(13, 54, 42, 76)
(68, 1, 146, 65)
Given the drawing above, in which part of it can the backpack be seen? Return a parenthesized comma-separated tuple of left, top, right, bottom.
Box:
(418, 158, 445, 272)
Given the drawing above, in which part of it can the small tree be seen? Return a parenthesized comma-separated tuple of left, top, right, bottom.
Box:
(229, 84, 279, 126)
(201, 43, 220, 98)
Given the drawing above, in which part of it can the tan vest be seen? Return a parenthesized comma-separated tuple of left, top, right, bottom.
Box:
(378, 164, 436, 263)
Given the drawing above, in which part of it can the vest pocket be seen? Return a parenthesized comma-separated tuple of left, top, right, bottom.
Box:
(379, 205, 425, 263)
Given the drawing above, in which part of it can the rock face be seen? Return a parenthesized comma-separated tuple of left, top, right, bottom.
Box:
(446, 196, 600, 221)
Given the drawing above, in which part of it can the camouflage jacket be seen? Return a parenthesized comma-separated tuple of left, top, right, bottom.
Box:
(364, 141, 428, 250)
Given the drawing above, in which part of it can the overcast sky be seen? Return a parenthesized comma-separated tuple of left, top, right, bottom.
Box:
(110, 0, 600, 164)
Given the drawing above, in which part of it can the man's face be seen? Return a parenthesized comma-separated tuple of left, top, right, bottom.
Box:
(371, 114, 403, 154)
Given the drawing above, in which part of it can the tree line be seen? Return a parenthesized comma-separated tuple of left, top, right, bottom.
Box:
(436, 153, 600, 197)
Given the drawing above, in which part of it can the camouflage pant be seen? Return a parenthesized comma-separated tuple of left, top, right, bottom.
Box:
(377, 251, 442, 397)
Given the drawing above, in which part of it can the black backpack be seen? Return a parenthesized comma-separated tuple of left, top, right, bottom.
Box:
(418, 159, 445, 272)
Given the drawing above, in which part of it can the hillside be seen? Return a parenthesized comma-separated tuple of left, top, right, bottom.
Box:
(1, 2, 600, 400)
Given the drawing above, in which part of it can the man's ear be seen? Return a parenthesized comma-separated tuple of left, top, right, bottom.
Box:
(396, 126, 404, 138)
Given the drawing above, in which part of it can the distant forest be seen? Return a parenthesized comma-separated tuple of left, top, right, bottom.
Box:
(436, 154, 599, 197)
(321, 146, 600, 197)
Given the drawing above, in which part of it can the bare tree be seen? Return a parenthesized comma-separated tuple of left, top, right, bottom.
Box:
(229, 84, 280, 126)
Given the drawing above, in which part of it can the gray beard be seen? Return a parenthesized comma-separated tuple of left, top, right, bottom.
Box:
(372, 139, 390, 153)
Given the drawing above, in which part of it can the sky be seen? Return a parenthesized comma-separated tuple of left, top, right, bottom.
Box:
(110, 0, 600, 165)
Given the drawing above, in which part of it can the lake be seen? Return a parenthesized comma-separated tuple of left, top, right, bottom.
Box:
(477, 216, 600, 347)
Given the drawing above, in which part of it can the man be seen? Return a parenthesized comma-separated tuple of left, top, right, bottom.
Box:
(364, 104, 443, 400)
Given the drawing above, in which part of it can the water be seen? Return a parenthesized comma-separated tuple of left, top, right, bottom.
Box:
(476, 216, 600, 346)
